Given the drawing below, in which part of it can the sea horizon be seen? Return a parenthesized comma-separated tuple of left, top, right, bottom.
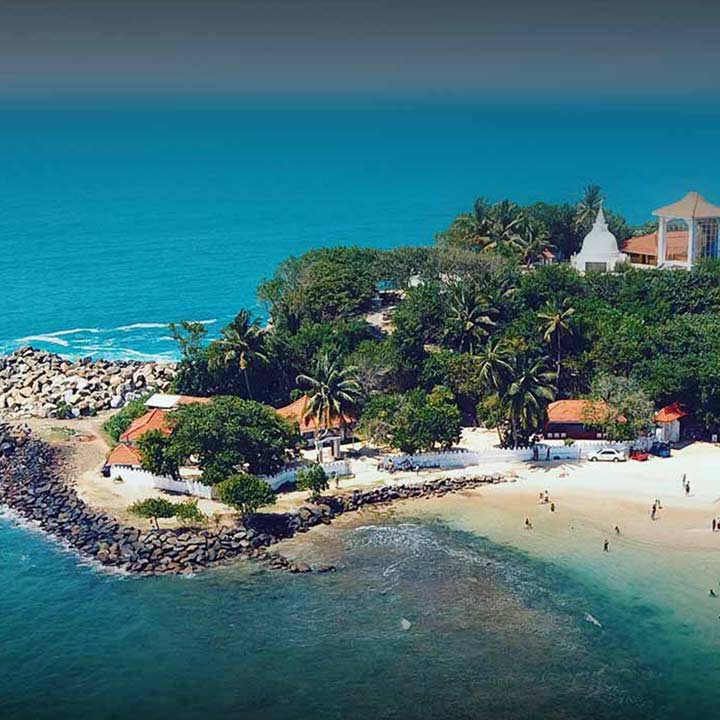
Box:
(2, 95, 720, 361)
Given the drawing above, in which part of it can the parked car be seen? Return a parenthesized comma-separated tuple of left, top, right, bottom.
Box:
(588, 447, 627, 463)
(650, 442, 671, 458)
(629, 448, 649, 462)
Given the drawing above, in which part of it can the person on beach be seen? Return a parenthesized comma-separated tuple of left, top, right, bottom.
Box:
(656, 499, 662, 510)
(525, 517, 533, 530)
(614, 525, 621, 535)
(544, 490, 550, 504)
(603, 539, 609, 552)
(550, 502, 555, 513)
(539, 492, 545, 503)
(682, 473, 687, 487)
(685, 481, 691, 497)
(713, 518, 717, 533)
(651, 503, 657, 521)
(710, 589, 717, 597)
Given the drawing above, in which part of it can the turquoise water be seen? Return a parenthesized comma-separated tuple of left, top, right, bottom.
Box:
(1, 509, 703, 720)
(2, 97, 720, 359)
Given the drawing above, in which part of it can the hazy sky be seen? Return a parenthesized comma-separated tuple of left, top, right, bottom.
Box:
(2, 0, 720, 94)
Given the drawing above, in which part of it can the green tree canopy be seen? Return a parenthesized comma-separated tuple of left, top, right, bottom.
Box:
(216, 473, 276, 519)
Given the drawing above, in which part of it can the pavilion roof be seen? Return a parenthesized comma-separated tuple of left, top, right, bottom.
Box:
(276, 395, 355, 433)
(653, 192, 720, 219)
(655, 402, 687, 423)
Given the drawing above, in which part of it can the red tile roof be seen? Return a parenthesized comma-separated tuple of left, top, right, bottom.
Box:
(120, 408, 173, 443)
(106, 443, 142, 466)
(622, 230, 688, 259)
(546, 399, 624, 424)
(276, 395, 354, 433)
(655, 402, 687, 423)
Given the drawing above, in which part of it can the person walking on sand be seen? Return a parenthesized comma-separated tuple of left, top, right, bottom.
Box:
(525, 517, 533, 530)
(682, 473, 687, 488)
(603, 539, 609, 552)
(651, 503, 657, 521)
(685, 481, 691, 497)
(544, 490, 550, 504)
(713, 518, 717, 533)
(550, 502, 556, 513)
(614, 525, 621, 535)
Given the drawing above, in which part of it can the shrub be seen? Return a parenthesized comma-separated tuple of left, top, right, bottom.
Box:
(216, 473, 276, 519)
(297, 464, 329, 501)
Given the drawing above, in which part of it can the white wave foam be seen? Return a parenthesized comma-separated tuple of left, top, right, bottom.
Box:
(116, 322, 169, 331)
(15, 334, 70, 347)
(48, 327, 101, 337)
(191, 318, 217, 325)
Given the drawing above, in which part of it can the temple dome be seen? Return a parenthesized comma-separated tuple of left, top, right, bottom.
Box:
(571, 208, 627, 273)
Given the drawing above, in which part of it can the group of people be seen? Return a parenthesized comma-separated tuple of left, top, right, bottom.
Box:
(525, 490, 557, 528)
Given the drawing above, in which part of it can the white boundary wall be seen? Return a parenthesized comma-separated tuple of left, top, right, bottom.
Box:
(262, 460, 352, 490)
(384, 438, 653, 470)
(108, 465, 214, 499)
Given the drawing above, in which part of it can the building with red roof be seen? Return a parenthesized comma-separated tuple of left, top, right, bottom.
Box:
(276, 395, 355, 442)
(654, 402, 688, 443)
(119, 408, 174, 443)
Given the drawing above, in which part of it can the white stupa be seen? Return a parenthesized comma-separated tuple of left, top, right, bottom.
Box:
(571, 208, 627, 273)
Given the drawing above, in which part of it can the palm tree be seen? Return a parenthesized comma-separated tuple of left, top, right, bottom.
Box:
(537, 298, 575, 383)
(505, 357, 557, 448)
(575, 184, 603, 232)
(476, 338, 513, 391)
(444, 284, 498, 354)
(519, 226, 557, 267)
(210, 310, 268, 399)
(296, 353, 363, 455)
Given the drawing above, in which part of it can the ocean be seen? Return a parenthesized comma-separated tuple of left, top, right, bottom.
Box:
(3, 96, 720, 719)
(2, 96, 720, 360)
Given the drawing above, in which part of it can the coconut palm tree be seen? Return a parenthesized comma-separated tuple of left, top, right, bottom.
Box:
(210, 310, 268, 399)
(476, 338, 514, 392)
(575, 184, 603, 233)
(537, 298, 575, 384)
(444, 284, 498, 355)
(296, 353, 363, 452)
(505, 357, 557, 448)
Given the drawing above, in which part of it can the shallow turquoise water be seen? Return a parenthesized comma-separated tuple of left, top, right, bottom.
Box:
(2, 96, 720, 359)
(1, 509, 715, 720)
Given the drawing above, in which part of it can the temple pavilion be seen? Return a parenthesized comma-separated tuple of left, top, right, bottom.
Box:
(623, 191, 720, 268)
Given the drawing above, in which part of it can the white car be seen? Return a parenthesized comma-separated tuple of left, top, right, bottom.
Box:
(588, 447, 627, 463)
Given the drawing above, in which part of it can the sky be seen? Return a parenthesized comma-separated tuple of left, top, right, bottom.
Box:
(1, 0, 720, 95)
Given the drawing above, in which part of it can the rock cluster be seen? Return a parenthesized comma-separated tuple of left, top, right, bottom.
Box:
(0, 346, 177, 418)
(0, 424, 510, 576)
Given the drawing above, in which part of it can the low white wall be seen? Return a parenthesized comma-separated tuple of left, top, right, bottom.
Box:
(262, 460, 352, 490)
(383, 439, 652, 470)
(109, 465, 214, 500)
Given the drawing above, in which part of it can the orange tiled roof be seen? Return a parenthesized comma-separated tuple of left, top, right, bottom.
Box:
(120, 408, 173, 443)
(546, 399, 625, 424)
(106, 443, 142, 466)
(276, 395, 354, 433)
(655, 402, 687, 423)
(622, 230, 689, 259)
(547, 400, 597, 424)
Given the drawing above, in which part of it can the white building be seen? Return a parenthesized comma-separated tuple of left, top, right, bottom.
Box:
(571, 208, 628, 273)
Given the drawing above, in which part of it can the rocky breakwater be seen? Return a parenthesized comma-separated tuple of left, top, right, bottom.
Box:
(0, 423, 511, 576)
(0, 346, 177, 418)
(0, 423, 279, 575)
